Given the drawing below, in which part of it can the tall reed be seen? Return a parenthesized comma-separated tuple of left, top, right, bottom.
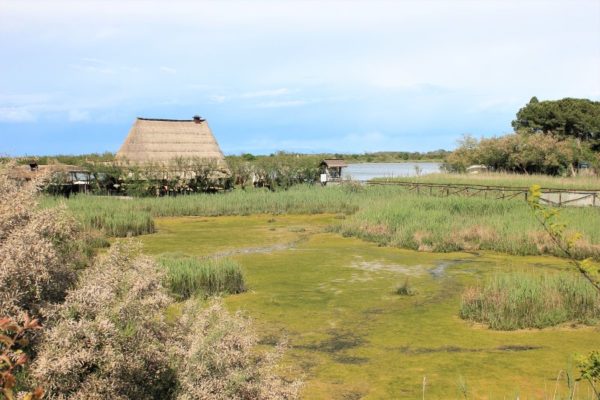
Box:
(460, 272, 600, 330)
(46, 185, 600, 258)
(158, 256, 246, 299)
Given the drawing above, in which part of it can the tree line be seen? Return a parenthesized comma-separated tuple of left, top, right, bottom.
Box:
(446, 97, 600, 175)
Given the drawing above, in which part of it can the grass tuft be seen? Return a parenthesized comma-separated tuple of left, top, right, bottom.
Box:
(460, 272, 600, 330)
(396, 278, 416, 296)
(158, 255, 246, 299)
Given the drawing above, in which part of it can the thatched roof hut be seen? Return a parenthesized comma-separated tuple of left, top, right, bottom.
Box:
(116, 116, 228, 170)
(7, 163, 90, 183)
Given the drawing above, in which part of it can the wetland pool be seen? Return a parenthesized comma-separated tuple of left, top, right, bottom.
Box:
(141, 214, 599, 399)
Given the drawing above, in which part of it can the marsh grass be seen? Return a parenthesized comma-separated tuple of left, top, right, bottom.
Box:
(378, 172, 600, 191)
(48, 185, 600, 258)
(43, 185, 359, 236)
(158, 255, 246, 299)
(460, 272, 600, 330)
(334, 191, 600, 260)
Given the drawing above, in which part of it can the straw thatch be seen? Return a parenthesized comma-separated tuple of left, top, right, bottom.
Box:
(116, 117, 227, 169)
(7, 163, 89, 182)
(321, 159, 348, 168)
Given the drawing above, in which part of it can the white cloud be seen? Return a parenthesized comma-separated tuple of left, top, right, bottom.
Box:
(0, 107, 36, 122)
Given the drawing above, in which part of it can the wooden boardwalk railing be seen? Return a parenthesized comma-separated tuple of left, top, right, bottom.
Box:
(363, 181, 600, 207)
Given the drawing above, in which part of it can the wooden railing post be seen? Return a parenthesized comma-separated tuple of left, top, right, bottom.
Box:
(558, 192, 562, 207)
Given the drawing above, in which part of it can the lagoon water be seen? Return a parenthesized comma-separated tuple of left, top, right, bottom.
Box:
(342, 162, 442, 181)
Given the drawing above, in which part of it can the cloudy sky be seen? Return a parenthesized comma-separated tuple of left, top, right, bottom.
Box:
(1, 0, 599, 156)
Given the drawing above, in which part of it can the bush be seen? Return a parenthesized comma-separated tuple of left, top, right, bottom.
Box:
(445, 133, 594, 175)
(159, 256, 246, 299)
(175, 300, 302, 400)
(33, 241, 298, 400)
(32, 240, 175, 399)
(460, 272, 600, 330)
(0, 163, 85, 320)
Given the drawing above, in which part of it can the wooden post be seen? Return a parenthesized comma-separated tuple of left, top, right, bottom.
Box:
(558, 192, 562, 207)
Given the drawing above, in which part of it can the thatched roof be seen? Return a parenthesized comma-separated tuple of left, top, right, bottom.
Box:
(116, 117, 227, 168)
(321, 159, 348, 168)
(7, 164, 89, 182)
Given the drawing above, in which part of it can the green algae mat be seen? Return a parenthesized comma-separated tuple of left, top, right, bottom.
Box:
(141, 214, 599, 399)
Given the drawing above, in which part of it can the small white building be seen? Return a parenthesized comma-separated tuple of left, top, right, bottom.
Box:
(466, 164, 488, 174)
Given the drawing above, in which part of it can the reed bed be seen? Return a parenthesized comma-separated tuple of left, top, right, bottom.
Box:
(44, 185, 359, 234)
(158, 255, 246, 299)
(333, 191, 600, 259)
(48, 184, 600, 258)
(378, 172, 600, 190)
(460, 272, 600, 330)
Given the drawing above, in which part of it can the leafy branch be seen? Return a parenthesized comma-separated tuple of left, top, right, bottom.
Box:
(0, 315, 43, 400)
(527, 184, 600, 292)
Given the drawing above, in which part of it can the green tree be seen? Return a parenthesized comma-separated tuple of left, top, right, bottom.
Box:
(512, 97, 600, 149)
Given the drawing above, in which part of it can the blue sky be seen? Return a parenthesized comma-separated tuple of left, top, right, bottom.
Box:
(1, 0, 599, 156)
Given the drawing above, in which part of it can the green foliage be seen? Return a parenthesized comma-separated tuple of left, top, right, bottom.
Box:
(512, 97, 600, 148)
(0, 315, 43, 400)
(159, 256, 246, 299)
(445, 133, 595, 175)
(459, 272, 600, 330)
(577, 351, 600, 397)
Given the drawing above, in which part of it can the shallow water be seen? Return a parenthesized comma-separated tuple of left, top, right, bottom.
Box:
(343, 162, 441, 181)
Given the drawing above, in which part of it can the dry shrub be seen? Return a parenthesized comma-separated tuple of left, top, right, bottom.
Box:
(176, 300, 302, 400)
(0, 163, 83, 320)
(527, 230, 600, 259)
(32, 240, 175, 400)
(453, 225, 498, 251)
(33, 240, 301, 400)
(571, 237, 600, 260)
(360, 223, 391, 237)
(528, 230, 555, 254)
(413, 230, 434, 252)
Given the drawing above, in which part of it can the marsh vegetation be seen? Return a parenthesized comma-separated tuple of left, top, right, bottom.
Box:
(460, 272, 600, 330)
(51, 185, 600, 259)
(5, 161, 600, 398)
(158, 255, 246, 299)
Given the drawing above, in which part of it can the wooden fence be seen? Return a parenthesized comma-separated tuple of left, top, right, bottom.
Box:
(365, 181, 600, 207)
